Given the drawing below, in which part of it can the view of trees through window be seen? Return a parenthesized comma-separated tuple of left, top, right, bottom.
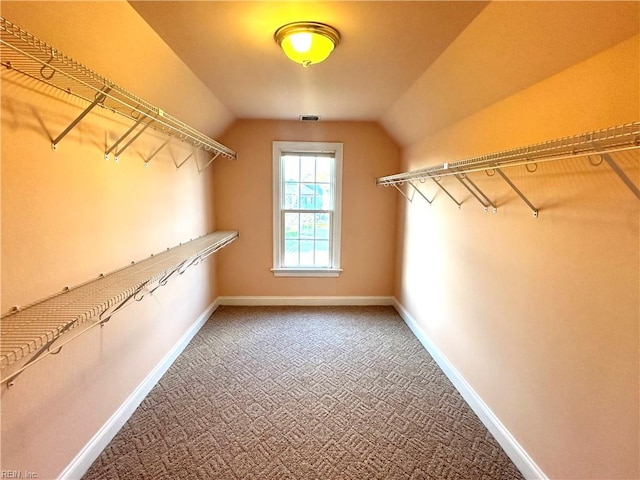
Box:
(281, 153, 334, 267)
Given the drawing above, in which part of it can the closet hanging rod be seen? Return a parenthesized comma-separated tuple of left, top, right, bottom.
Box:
(377, 122, 639, 186)
(0, 17, 236, 161)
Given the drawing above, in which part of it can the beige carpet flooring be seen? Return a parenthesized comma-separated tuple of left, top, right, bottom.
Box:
(82, 306, 524, 479)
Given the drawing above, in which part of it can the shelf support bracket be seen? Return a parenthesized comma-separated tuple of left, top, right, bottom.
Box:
(408, 181, 433, 205)
(392, 183, 414, 203)
(144, 139, 171, 166)
(52, 86, 111, 150)
(600, 153, 640, 200)
(105, 114, 146, 160)
(99, 282, 149, 325)
(3, 319, 79, 387)
(454, 174, 498, 213)
(199, 241, 233, 262)
(174, 152, 194, 170)
(196, 152, 221, 173)
(113, 117, 155, 161)
(495, 169, 538, 217)
(430, 176, 462, 209)
(147, 259, 190, 295)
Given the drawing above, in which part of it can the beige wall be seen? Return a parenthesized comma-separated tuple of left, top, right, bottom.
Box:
(394, 35, 639, 479)
(1, 2, 233, 478)
(214, 120, 399, 297)
(2, 2, 637, 479)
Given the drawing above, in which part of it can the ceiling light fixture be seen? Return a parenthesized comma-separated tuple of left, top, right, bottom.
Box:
(274, 21, 340, 68)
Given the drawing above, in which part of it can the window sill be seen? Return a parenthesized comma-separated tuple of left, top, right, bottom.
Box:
(271, 268, 343, 278)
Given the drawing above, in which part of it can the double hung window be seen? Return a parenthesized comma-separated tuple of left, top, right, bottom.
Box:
(272, 141, 343, 277)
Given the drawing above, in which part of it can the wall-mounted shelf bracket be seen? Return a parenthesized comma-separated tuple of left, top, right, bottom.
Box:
(175, 152, 194, 170)
(105, 113, 146, 159)
(113, 117, 156, 162)
(105, 111, 158, 161)
(4, 318, 79, 388)
(455, 174, 496, 213)
(143, 139, 196, 170)
(392, 183, 415, 203)
(196, 152, 221, 174)
(598, 151, 640, 200)
(52, 87, 111, 151)
(148, 261, 188, 295)
(99, 281, 150, 325)
(495, 168, 538, 217)
(431, 176, 462, 209)
(148, 232, 237, 295)
(408, 181, 433, 205)
(145, 139, 171, 166)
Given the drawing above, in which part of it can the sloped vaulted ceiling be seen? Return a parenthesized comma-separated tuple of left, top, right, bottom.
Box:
(380, 1, 640, 146)
(129, 1, 489, 123)
(130, 1, 639, 147)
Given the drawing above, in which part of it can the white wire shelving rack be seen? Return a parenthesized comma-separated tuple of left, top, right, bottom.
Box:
(0, 17, 236, 171)
(377, 122, 640, 217)
(0, 231, 239, 387)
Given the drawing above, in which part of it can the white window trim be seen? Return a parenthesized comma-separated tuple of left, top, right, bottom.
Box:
(272, 141, 343, 277)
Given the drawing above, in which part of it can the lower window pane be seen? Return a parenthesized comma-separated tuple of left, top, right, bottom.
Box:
(314, 240, 329, 266)
(284, 240, 299, 266)
(299, 240, 314, 265)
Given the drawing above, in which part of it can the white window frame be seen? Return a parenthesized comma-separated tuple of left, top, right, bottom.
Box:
(272, 141, 343, 277)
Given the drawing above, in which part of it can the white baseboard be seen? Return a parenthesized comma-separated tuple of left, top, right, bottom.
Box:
(217, 296, 395, 306)
(59, 299, 219, 480)
(392, 299, 547, 480)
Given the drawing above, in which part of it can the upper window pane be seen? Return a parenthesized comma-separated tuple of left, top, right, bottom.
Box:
(316, 157, 331, 182)
(283, 155, 300, 182)
(300, 156, 315, 182)
(283, 155, 333, 211)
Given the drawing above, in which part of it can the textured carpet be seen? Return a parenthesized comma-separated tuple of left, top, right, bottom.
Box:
(83, 306, 524, 479)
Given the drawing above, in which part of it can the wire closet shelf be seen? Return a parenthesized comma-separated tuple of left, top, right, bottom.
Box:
(0, 231, 239, 387)
(377, 122, 640, 185)
(377, 122, 640, 217)
(0, 17, 236, 167)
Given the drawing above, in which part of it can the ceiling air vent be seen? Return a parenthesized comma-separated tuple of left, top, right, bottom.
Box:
(299, 115, 321, 122)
